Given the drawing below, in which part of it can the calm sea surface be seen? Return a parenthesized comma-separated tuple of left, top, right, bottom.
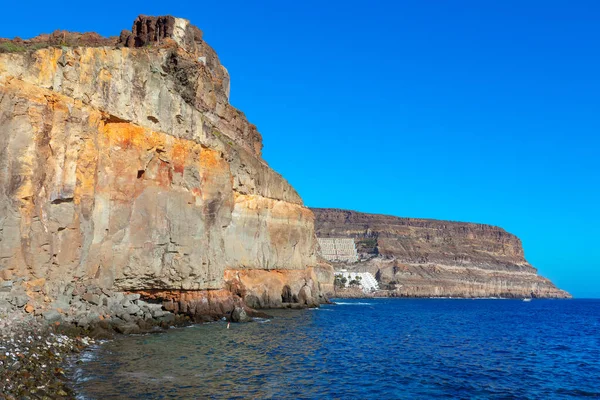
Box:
(71, 299, 600, 399)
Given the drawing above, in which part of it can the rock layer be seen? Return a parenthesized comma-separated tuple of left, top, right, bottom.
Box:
(312, 208, 570, 298)
(0, 16, 326, 319)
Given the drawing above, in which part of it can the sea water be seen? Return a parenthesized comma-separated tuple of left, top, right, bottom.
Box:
(71, 299, 600, 399)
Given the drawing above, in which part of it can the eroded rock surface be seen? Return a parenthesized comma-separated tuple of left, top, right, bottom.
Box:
(0, 15, 326, 321)
(312, 208, 570, 298)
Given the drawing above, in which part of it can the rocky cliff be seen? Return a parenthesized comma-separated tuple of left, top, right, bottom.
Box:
(0, 15, 331, 323)
(312, 208, 570, 298)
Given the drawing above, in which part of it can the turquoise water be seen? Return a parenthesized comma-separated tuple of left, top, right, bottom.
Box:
(71, 299, 600, 399)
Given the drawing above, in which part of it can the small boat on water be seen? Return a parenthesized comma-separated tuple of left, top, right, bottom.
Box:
(523, 298, 532, 302)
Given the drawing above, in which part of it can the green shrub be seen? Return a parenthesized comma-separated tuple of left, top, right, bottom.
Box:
(0, 42, 50, 53)
(334, 276, 348, 288)
(29, 43, 50, 51)
(0, 42, 26, 53)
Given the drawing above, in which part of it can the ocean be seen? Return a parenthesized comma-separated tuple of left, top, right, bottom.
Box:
(71, 299, 600, 399)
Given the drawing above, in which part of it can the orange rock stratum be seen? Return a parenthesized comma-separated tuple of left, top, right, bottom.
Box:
(0, 15, 333, 318)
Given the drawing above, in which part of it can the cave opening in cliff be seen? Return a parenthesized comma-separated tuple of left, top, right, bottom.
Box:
(281, 285, 293, 303)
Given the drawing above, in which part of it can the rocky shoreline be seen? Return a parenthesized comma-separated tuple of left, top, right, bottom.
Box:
(0, 311, 194, 399)
(0, 274, 326, 398)
(0, 277, 277, 398)
(0, 279, 180, 399)
(0, 313, 93, 399)
(332, 287, 573, 299)
(0, 281, 563, 398)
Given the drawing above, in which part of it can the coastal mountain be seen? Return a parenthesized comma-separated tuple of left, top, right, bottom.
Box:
(312, 208, 570, 298)
(0, 14, 568, 332)
(0, 15, 333, 321)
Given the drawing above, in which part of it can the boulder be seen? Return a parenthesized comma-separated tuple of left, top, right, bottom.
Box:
(42, 310, 62, 323)
(125, 293, 141, 302)
(114, 322, 141, 335)
(9, 292, 29, 308)
(125, 303, 141, 315)
(50, 299, 70, 312)
(298, 285, 319, 307)
(82, 293, 101, 306)
(158, 313, 175, 324)
(116, 310, 134, 323)
(231, 307, 251, 323)
(0, 280, 13, 292)
(151, 309, 168, 318)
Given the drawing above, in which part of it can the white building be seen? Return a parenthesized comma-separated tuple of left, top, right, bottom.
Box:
(335, 271, 379, 293)
(317, 238, 358, 263)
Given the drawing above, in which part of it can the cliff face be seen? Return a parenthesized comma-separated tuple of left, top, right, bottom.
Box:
(0, 16, 328, 317)
(312, 208, 570, 298)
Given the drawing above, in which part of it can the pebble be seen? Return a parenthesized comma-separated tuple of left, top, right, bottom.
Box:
(0, 313, 95, 399)
(0, 283, 180, 398)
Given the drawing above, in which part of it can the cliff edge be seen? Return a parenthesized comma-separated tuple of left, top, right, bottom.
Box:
(0, 15, 332, 324)
(312, 208, 570, 298)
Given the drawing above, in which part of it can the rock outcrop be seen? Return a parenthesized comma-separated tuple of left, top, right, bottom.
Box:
(312, 208, 570, 298)
(0, 15, 329, 323)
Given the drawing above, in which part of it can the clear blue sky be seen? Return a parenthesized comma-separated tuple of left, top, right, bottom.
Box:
(1, 1, 598, 297)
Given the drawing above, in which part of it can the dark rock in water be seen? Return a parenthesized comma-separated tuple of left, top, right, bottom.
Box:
(244, 295, 261, 309)
(298, 285, 319, 308)
(89, 326, 114, 339)
(114, 323, 141, 335)
(158, 313, 176, 324)
(231, 307, 251, 323)
(136, 319, 154, 331)
(285, 303, 307, 310)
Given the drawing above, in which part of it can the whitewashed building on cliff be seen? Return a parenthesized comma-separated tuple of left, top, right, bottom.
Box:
(317, 238, 359, 263)
(335, 270, 380, 293)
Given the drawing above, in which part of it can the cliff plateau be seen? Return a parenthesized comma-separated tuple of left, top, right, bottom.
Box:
(312, 208, 570, 298)
(0, 15, 332, 322)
